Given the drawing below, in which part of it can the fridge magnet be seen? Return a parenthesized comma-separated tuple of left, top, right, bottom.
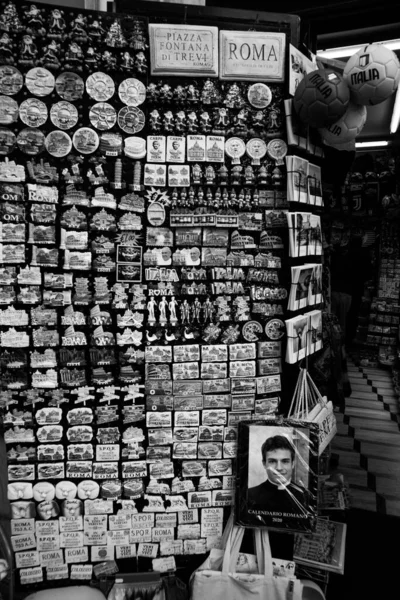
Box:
(25, 67, 55, 97)
(89, 102, 117, 130)
(0, 66, 23, 96)
(72, 127, 99, 154)
(119, 78, 146, 106)
(16, 128, 45, 155)
(247, 83, 272, 108)
(45, 131, 72, 157)
(55, 72, 84, 101)
(235, 420, 319, 531)
(147, 136, 166, 163)
(0, 128, 16, 155)
(118, 106, 145, 134)
(86, 71, 115, 101)
(19, 99, 48, 128)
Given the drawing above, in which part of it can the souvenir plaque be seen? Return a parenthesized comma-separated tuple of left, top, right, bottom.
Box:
(25, 68, 55, 97)
(147, 136, 166, 163)
(0, 128, 16, 155)
(265, 319, 285, 340)
(50, 102, 79, 130)
(225, 137, 245, 165)
(89, 103, 117, 131)
(45, 131, 72, 158)
(17, 128, 45, 155)
(149, 24, 218, 77)
(0, 66, 23, 96)
(246, 138, 267, 166)
(267, 139, 288, 166)
(118, 107, 145, 135)
(219, 31, 286, 82)
(72, 128, 100, 154)
(55, 72, 84, 101)
(86, 72, 115, 101)
(247, 83, 272, 108)
(0, 97, 19, 124)
(166, 137, 185, 163)
(118, 78, 146, 106)
(19, 99, 48, 128)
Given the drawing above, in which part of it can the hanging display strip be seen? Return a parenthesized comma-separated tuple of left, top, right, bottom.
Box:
(0, 0, 300, 589)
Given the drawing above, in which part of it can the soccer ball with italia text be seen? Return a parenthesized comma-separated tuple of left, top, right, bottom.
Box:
(318, 101, 367, 146)
(344, 43, 400, 105)
(293, 68, 350, 129)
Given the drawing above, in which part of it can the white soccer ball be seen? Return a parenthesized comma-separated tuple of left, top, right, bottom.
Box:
(318, 101, 367, 145)
(343, 43, 400, 105)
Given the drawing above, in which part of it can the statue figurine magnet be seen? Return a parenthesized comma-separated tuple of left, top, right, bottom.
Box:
(69, 13, 88, 45)
(159, 297, 168, 326)
(105, 19, 127, 48)
(186, 83, 200, 104)
(231, 165, 242, 186)
(64, 42, 84, 71)
(24, 3, 46, 37)
(175, 110, 186, 134)
(201, 78, 221, 105)
(159, 83, 173, 103)
(147, 297, 157, 326)
(135, 51, 148, 74)
(120, 51, 135, 72)
(149, 109, 162, 133)
(205, 166, 216, 186)
(0, 2, 23, 34)
(87, 18, 106, 43)
(218, 164, 229, 186)
(200, 111, 212, 134)
(163, 110, 174, 133)
(40, 40, 61, 71)
(192, 164, 202, 185)
(233, 107, 249, 137)
(85, 47, 100, 72)
(173, 85, 187, 105)
(102, 50, 117, 72)
(129, 19, 147, 52)
(187, 111, 198, 134)
(169, 296, 178, 326)
(224, 82, 245, 109)
(180, 299, 190, 325)
(147, 83, 159, 103)
(212, 107, 229, 136)
(47, 9, 66, 41)
(0, 32, 14, 65)
(18, 35, 38, 68)
(244, 165, 255, 186)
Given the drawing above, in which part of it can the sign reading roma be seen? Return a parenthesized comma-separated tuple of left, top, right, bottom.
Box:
(220, 31, 286, 82)
(149, 24, 219, 77)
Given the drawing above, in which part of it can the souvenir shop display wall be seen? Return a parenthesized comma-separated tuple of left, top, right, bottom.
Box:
(0, 0, 326, 589)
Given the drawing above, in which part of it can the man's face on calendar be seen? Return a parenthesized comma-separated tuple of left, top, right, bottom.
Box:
(263, 449, 294, 486)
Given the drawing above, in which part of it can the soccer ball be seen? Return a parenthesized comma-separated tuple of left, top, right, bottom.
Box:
(318, 101, 367, 145)
(343, 43, 400, 105)
(293, 68, 350, 128)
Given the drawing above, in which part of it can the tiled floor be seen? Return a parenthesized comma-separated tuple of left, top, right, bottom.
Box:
(330, 359, 400, 516)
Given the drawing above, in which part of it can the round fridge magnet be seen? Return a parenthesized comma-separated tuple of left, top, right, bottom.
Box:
(0, 128, 16, 156)
(242, 321, 263, 342)
(17, 128, 45, 155)
(0, 66, 23, 96)
(118, 106, 145, 135)
(265, 319, 285, 340)
(89, 102, 117, 131)
(50, 101, 79, 130)
(72, 127, 99, 154)
(45, 131, 72, 158)
(0, 96, 18, 124)
(25, 68, 55, 97)
(55, 72, 84, 101)
(118, 78, 146, 107)
(19, 98, 48, 128)
(86, 72, 115, 102)
(247, 83, 272, 109)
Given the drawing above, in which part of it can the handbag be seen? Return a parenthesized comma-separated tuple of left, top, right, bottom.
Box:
(288, 368, 337, 455)
(190, 515, 304, 600)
